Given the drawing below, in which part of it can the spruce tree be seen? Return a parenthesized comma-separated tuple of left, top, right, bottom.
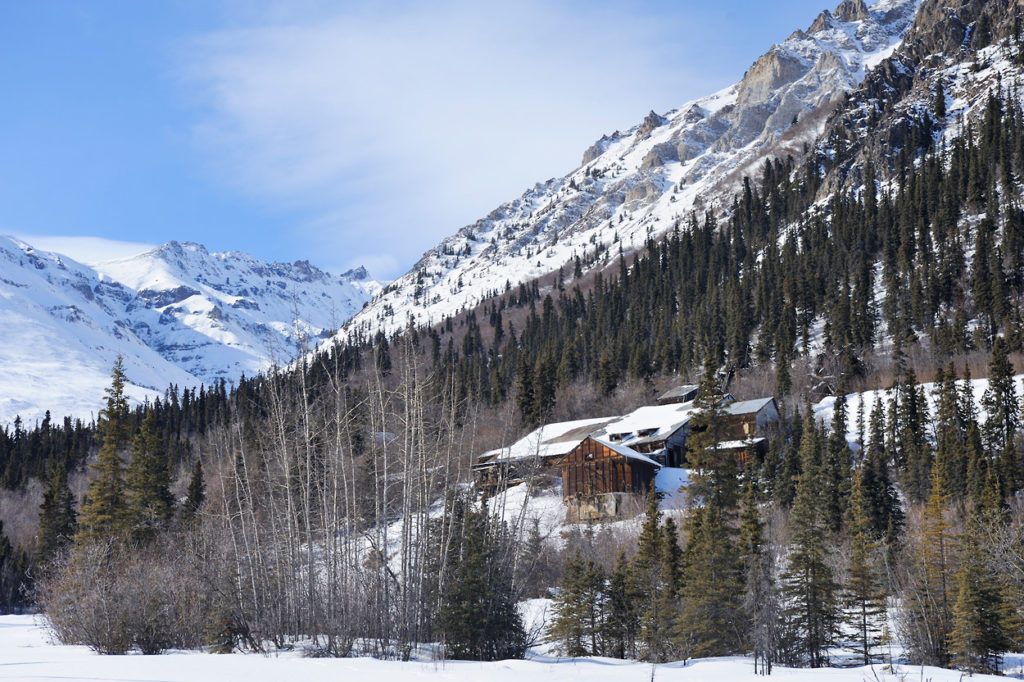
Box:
(676, 501, 743, 658)
(77, 357, 132, 543)
(602, 551, 641, 659)
(550, 552, 595, 657)
(685, 353, 738, 511)
(674, 355, 743, 658)
(181, 458, 206, 524)
(739, 475, 778, 674)
(36, 462, 77, 564)
(823, 394, 852, 533)
(782, 412, 838, 667)
(948, 517, 1008, 674)
(934, 80, 947, 120)
(964, 421, 989, 505)
(981, 336, 1019, 492)
(861, 396, 902, 541)
(516, 356, 536, 427)
(843, 475, 887, 665)
(655, 517, 683, 661)
(774, 413, 803, 508)
(438, 506, 526, 661)
(634, 489, 670, 661)
(897, 368, 931, 502)
(933, 364, 967, 499)
(579, 555, 607, 656)
(126, 410, 174, 542)
(635, 488, 663, 570)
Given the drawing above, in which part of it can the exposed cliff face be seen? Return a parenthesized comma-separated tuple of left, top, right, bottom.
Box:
(335, 0, 921, 345)
(737, 48, 810, 105)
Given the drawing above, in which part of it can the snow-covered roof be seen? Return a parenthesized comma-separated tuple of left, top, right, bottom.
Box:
(479, 416, 620, 463)
(591, 402, 701, 445)
(657, 384, 698, 402)
(723, 397, 775, 416)
(716, 437, 767, 450)
(589, 437, 662, 467)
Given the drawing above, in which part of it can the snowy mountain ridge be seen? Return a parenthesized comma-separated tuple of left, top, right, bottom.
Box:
(0, 236, 381, 426)
(336, 0, 922, 343)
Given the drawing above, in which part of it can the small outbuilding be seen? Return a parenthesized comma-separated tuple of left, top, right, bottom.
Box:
(721, 398, 780, 440)
(714, 437, 769, 468)
(656, 384, 699, 405)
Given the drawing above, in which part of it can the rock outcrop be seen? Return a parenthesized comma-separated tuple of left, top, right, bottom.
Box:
(636, 110, 667, 138)
(816, 0, 1022, 198)
(738, 47, 810, 105)
(809, 10, 834, 33)
(834, 0, 870, 23)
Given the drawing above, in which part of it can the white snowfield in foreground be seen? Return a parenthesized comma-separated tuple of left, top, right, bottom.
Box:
(0, 615, 1009, 682)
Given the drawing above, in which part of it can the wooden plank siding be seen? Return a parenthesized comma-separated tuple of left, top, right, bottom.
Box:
(559, 437, 658, 499)
(720, 413, 762, 441)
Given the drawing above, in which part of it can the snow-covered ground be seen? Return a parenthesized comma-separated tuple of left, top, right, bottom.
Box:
(0, 614, 1008, 682)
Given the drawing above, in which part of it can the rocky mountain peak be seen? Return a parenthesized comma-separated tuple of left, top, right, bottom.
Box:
(809, 9, 834, 33)
(0, 236, 383, 425)
(342, 265, 370, 281)
(834, 0, 870, 22)
(582, 133, 621, 166)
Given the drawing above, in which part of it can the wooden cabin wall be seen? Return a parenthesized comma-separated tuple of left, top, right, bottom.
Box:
(561, 438, 657, 498)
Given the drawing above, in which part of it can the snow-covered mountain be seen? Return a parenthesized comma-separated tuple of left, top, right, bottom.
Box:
(0, 237, 381, 425)
(338, 0, 921, 342)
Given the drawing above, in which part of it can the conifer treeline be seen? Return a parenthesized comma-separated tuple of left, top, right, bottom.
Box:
(0, 378, 232, 490)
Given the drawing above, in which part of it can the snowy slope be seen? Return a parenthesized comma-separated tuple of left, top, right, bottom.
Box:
(338, 0, 921, 342)
(813, 374, 1024, 447)
(0, 236, 381, 425)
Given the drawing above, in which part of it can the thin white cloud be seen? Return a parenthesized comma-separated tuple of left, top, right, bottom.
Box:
(182, 1, 723, 278)
(12, 234, 156, 265)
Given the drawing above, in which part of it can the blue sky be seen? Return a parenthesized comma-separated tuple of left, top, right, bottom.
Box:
(1, 0, 831, 279)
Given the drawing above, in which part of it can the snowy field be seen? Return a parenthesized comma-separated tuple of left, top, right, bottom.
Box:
(0, 615, 1011, 682)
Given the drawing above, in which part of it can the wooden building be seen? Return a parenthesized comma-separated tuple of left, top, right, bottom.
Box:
(590, 401, 703, 467)
(472, 416, 619, 493)
(715, 437, 769, 468)
(721, 398, 780, 440)
(558, 437, 660, 522)
(559, 437, 660, 498)
(656, 384, 699, 405)
(589, 396, 779, 468)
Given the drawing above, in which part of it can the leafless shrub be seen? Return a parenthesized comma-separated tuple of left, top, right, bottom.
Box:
(38, 535, 210, 655)
(38, 541, 134, 654)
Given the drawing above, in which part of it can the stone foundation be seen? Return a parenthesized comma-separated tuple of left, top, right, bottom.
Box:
(565, 493, 643, 523)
